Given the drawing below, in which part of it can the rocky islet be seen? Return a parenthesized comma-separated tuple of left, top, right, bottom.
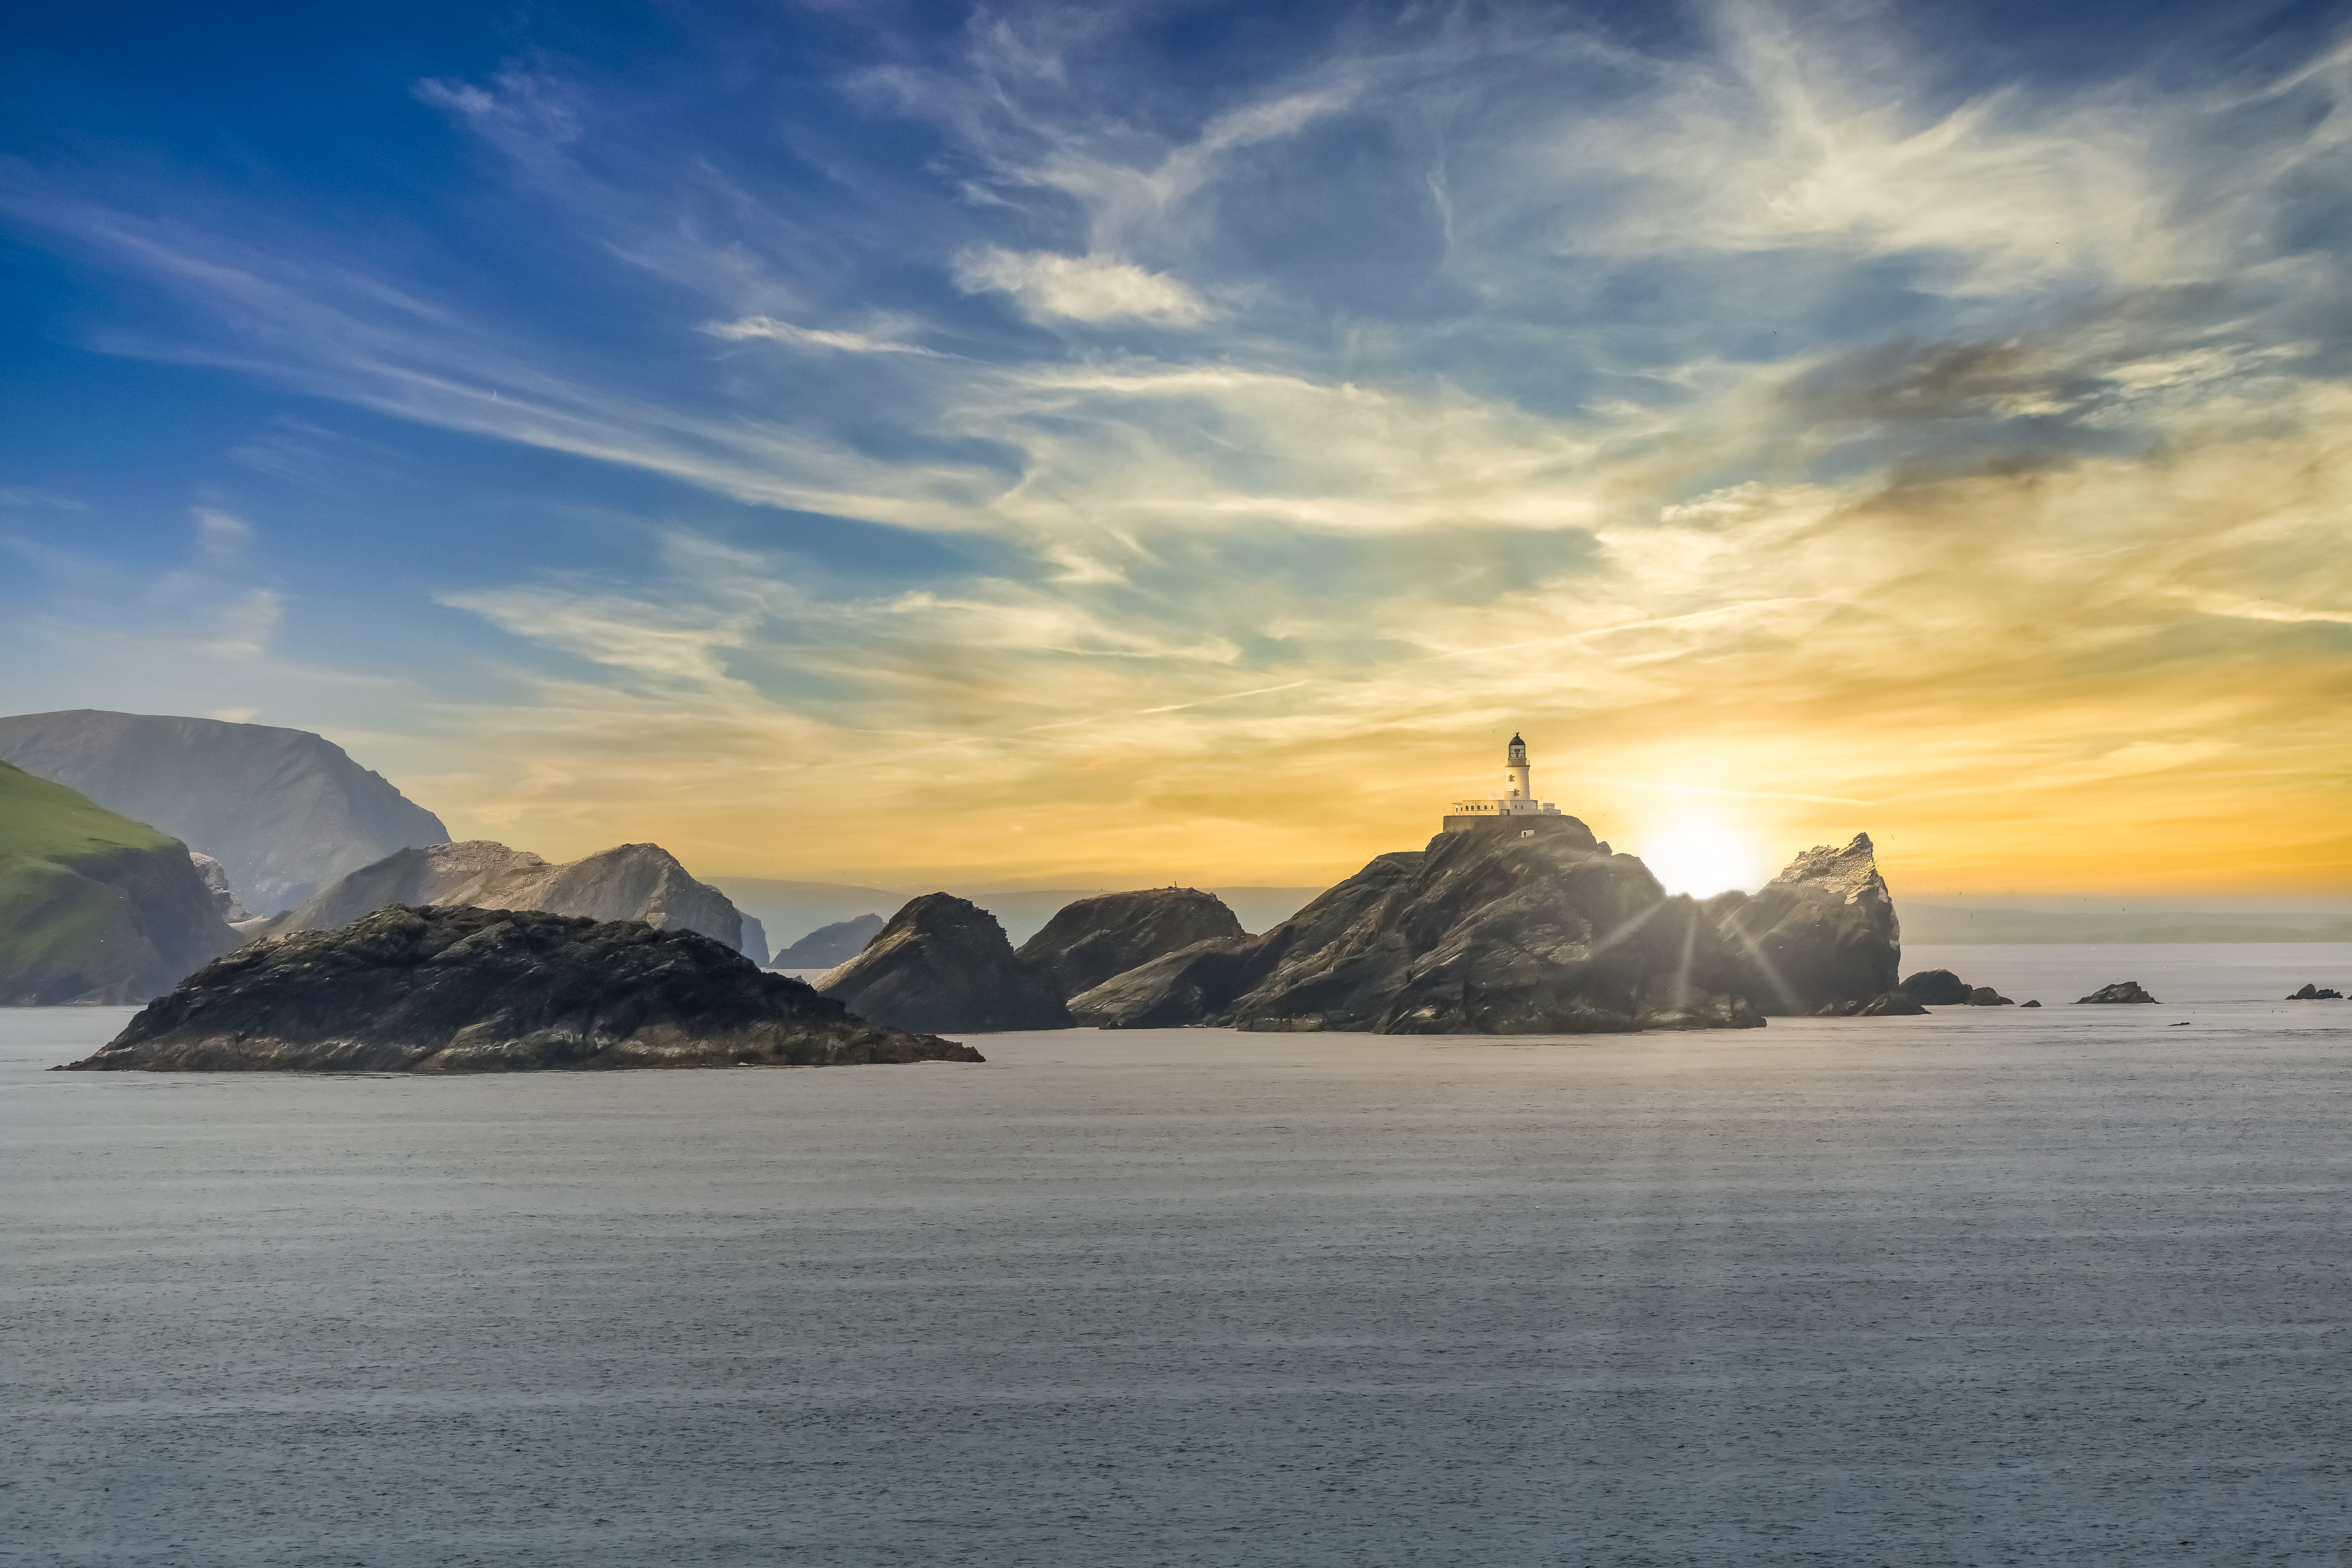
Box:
(62, 904, 980, 1073)
(816, 893, 1073, 1033)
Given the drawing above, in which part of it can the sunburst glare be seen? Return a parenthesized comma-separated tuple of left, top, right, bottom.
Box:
(1634, 820, 1767, 898)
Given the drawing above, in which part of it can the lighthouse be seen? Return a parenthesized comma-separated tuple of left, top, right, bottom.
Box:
(1444, 733, 1566, 833)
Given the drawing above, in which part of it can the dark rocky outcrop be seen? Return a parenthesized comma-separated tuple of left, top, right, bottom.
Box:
(1899, 969, 1971, 1005)
(1894, 970, 2011, 1007)
(0, 763, 239, 1004)
(817, 894, 1071, 1033)
(2077, 980, 2159, 1004)
(0, 709, 448, 912)
(274, 840, 762, 960)
(60, 905, 980, 1073)
(1071, 824, 1763, 1034)
(771, 913, 886, 969)
(1711, 835, 1900, 1015)
(2288, 983, 2344, 1000)
(1017, 888, 1246, 1000)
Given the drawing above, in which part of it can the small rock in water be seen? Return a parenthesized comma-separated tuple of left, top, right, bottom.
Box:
(2287, 983, 2344, 1000)
(2021, 999, 2042, 1008)
(1897, 969, 1971, 1005)
(1963, 986, 2014, 1006)
(2076, 980, 2158, 1005)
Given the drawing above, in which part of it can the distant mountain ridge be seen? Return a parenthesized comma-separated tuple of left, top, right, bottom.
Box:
(275, 840, 765, 961)
(0, 710, 448, 913)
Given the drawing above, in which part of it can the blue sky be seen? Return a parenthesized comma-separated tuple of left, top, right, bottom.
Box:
(4, 0, 2350, 893)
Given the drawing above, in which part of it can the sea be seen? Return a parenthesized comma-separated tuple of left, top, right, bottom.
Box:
(5, 943, 2349, 1567)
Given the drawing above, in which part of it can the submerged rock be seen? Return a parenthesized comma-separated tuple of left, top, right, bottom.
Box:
(2288, 983, 2344, 1000)
(1714, 835, 1901, 1015)
(817, 893, 1071, 1033)
(60, 905, 981, 1072)
(2077, 980, 2159, 1004)
(1017, 887, 1246, 1000)
(1072, 826, 1763, 1035)
(771, 913, 886, 969)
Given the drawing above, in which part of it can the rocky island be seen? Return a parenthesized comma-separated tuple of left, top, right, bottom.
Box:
(60, 904, 982, 1072)
(1071, 818, 1769, 1033)
(1017, 887, 1245, 1000)
(817, 893, 1072, 1032)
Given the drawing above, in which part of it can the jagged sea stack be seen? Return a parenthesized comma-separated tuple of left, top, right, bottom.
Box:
(817, 893, 1073, 1032)
(1017, 887, 1246, 1000)
(1708, 834, 1902, 1014)
(62, 905, 981, 1072)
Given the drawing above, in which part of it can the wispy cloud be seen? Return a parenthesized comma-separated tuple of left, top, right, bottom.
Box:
(703, 316, 945, 356)
(5, 2, 2349, 891)
(952, 247, 1207, 324)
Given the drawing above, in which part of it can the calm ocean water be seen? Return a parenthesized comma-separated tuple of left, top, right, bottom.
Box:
(6, 944, 2349, 1566)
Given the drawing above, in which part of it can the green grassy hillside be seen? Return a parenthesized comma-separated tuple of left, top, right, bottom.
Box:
(0, 760, 180, 858)
(0, 761, 234, 1004)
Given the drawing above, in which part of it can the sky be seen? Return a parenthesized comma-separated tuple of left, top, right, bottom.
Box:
(3, 0, 2349, 899)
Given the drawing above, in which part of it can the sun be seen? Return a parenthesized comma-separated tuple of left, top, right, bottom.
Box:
(1635, 821, 1766, 898)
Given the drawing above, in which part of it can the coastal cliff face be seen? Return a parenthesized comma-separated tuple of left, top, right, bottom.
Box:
(1708, 834, 1901, 1015)
(275, 840, 761, 960)
(1017, 888, 1246, 999)
(0, 762, 238, 1005)
(817, 893, 1071, 1032)
(62, 905, 980, 1072)
(0, 709, 448, 914)
(1071, 824, 1763, 1034)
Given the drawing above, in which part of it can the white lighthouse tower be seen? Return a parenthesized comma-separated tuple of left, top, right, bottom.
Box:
(1444, 732, 1565, 833)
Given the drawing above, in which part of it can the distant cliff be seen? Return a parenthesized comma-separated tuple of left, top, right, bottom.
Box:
(0, 710, 447, 914)
(0, 762, 238, 1004)
(771, 913, 886, 969)
(273, 840, 762, 959)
